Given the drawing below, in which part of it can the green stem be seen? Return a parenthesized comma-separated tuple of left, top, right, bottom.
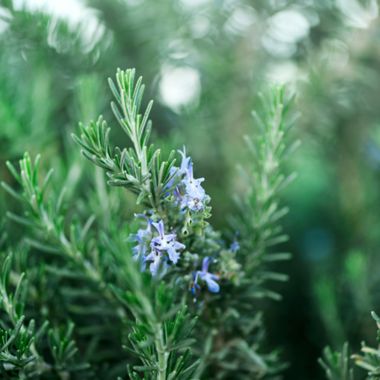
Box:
(155, 323, 168, 380)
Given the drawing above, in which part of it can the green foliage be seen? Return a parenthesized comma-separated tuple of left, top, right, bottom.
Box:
(234, 86, 297, 285)
(321, 312, 380, 380)
(352, 312, 380, 379)
(73, 68, 176, 209)
(0, 253, 88, 379)
(319, 344, 354, 380)
(191, 86, 296, 380)
(1, 143, 198, 379)
(5, 1, 380, 378)
(1, 67, 296, 379)
(106, 235, 199, 380)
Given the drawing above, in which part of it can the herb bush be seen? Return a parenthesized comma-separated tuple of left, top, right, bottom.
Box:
(0, 68, 296, 379)
(1, 2, 380, 379)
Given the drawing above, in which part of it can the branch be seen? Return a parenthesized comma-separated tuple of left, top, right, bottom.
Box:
(73, 68, 177, 210)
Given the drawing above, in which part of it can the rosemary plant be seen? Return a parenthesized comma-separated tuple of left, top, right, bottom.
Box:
(320, 312, 380, 380)
(1, 68, 296, 379)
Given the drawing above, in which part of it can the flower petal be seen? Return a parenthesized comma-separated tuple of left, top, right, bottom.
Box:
(152, 220, 165, 237)
(167, 246, 180, 264)
(205, 276, 220, 293)
(202, 257, 211, 272)
(149, 254, 161, 276)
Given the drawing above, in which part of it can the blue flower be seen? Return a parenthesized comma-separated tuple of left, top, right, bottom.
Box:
(180, 165, 207, 212)
(131, 215, 152, 262)
(230, 240, 240, 253)
(192, 257, 220, 294)
(166, 147, 191, 192)
(144, 250, 164, 276)
(178, 147, 192, 175)
(169, 147, 209, 212)
(131, 217, 185, 276)
(145, 220, 185, 275)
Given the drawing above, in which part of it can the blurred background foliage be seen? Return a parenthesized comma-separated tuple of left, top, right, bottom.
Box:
(1, 0, 380, 378)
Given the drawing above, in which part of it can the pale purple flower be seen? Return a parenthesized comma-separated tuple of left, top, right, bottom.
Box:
(178, 147, 191, 175)
(131, 215, 152, 261)
(230, 240, 240, 253)
(192, 257, 220, 294)
(144, 251, 164, 276)
(150, 220, 185, 264)
(181, 164, 207, 212)
(168, 147, 209, 212)
(139, 220, 185, 276)
(166, 148, 191, 192)
(131, 217, 185, 276)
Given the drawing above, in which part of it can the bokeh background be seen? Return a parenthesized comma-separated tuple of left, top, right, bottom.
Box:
(1, 0, 380, 378)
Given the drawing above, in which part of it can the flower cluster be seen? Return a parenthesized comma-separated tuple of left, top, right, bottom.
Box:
(132, 218, 185, 276)
(131, 148, 221, 294)
(169, 148, 210, 212)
